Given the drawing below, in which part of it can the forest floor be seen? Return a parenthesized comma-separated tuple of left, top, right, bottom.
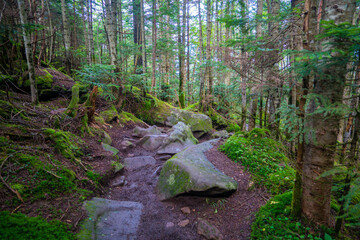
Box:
(91, 125, 269, 240)
(0, 92, 268, 240)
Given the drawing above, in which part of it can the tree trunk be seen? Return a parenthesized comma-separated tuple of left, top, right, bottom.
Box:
(17, 0, 38, 104)
(301, 0, 356, 226)
(61, 0, 71, 74)
(87, 0, 95, 64)
(205, 0, 213, 109)
(198, 0, 206, 110)
(151, 0, 157, 94)
(248, 0, 263, 131)
(178, 0, 186, 108)
(133, 0, 143, 73)
(104, 0, 118, 68)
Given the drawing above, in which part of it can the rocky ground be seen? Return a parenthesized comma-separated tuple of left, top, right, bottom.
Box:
(83, 124, 269, 240)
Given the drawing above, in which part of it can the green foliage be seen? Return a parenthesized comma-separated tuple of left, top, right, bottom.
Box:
(42, 128, 84, 159)
(251, 192, 331, 240)
(321, 166, 360, 228)
(86, 170, 101, 183)
(220, 128, 295, 194)
(0, 211, 74, 240)
(74, 64, 119, 101)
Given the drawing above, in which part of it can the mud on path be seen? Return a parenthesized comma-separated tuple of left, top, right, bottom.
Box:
(98, 126, 268, 240)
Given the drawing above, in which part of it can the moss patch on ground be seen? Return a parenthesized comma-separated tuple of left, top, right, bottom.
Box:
(0, 211, 74, 239)
(220, 128, 295, 194)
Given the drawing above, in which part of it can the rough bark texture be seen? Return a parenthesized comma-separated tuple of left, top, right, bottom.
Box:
(301, 0, 356, 226)
(151, 0, 157, 94)
(17, 0, 38, 104)
(104, 0, 117, 67)
(133, 0, 143, 72)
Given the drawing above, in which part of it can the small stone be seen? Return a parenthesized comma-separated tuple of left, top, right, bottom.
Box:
(110, 176, 125, 187)
(166, 222, 175, 228)
(121, 140, 133, 147)
(178, 219, 190, 227)
(181, 207, 191, 214)
(197, 218, 223, 240)
(127, 154, 134, 157)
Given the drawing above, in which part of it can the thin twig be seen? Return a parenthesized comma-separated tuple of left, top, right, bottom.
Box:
(0, 157, 24, 203)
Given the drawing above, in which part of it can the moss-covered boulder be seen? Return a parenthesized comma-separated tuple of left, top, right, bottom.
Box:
(100, 105, 145, 126)
(156, 139, 238, 200)
(127, 90, 212, 135)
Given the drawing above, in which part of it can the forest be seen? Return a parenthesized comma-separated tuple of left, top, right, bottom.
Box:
(0, 0, 360, 239)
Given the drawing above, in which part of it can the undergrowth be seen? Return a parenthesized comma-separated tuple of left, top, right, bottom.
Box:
(220, 128, 295, 194)
(251, 192, 333, 240)
(0, 211, 74, 239)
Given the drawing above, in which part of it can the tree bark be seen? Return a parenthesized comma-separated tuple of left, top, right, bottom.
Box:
(301, 0, 356, 226)
(178, 0, 186, 108)
(17, 0, 38, 104)
(151, 0, 157, 94)
(133, 0, 143, 73)
(248, 0, 263, 131)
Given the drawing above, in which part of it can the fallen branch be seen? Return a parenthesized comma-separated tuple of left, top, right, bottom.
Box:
(0, 157, 24, 203)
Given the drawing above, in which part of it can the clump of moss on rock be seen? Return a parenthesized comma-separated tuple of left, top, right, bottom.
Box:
(42, 128, 84, 159)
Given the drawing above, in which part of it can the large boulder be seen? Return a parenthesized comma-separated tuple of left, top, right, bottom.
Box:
(126, 89, 212, 135)
(157, 122, 198, 155)
(132, 125, 163, 138)
(156, 139, 238, 200)
(136, 122, 198, 154)
(138, 134, 168, 151)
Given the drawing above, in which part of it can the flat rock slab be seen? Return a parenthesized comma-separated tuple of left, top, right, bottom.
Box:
(78, 198, 143, 240)
(124, 156, 156, 170)
(156, 139, 238, 200)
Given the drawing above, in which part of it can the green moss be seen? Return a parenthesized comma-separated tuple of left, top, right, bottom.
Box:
(119, 111, 144, 125)
(0, 211, 74, 239)
(65, 85, 80, 117)
(251, 192, 332, 240)
(100, 105, 119, 123)
(42, 128, 84, 159)
(157, 160, 193, 199)
(24, 69, 53, 89)
(94, 115, 106, 125)
(220, 129, 294, 195)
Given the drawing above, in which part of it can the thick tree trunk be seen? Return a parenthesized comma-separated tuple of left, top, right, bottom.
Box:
(104, 0, 118, 68)
(301, 0, 356, 226)
(205, 0, 213, 109)
(133, 0, 143, 73)
(17, 0, 38, 104)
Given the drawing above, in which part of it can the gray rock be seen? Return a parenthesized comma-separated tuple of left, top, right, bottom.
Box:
(138, 134, 168, 151)
(156, 139, 238, 200)
(166, 222, 175, 228)
(211, 130, 229, 139)
(165, 108, 212, 134)
(132, 125, 163, 138)
(197, 218, 223, 240)
(102, 131, 112, 145)
(157, 122, 198, 155)
(112, 161, 124, 173)
(77, 198, 143, 240)
(102, 143, 119, 156)
(110, 176, 126, 187)
(124, 156, 156, 170)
